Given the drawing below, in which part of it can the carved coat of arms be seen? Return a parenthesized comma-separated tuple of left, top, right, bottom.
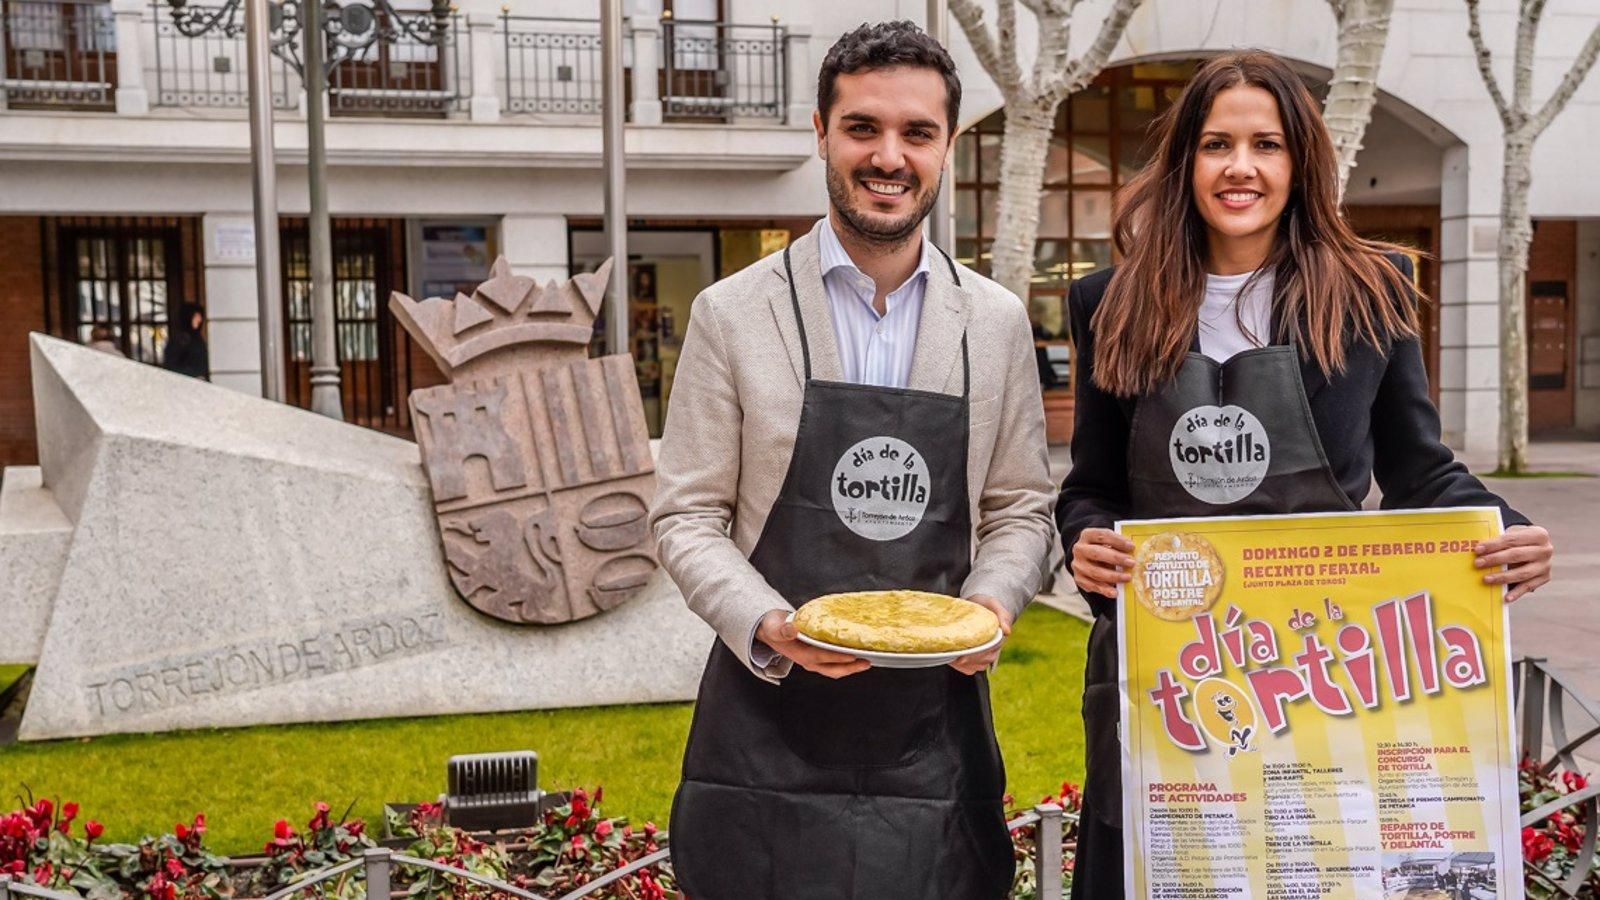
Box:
(390, 259, 657, 625)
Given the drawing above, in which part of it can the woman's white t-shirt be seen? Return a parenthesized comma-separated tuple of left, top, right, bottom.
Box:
(1198, 270, 1274, 362)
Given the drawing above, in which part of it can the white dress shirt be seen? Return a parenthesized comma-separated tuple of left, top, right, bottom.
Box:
(749, 218, 933, 668)
(817, 216, 932, 388)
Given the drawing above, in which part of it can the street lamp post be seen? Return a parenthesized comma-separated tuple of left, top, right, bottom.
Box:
(302, 0, 340, 419)
(163, 0, 456, 416)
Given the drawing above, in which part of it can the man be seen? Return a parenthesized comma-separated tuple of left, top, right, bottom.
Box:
(651, 21, 1056, 900)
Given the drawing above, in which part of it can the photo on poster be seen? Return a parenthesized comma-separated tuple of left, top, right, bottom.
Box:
(1382, 851, 1499, 898)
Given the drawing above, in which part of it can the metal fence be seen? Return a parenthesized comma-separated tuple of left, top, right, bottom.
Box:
(327, 11, 468, 117)
(0, 806, 1075, 900)
(500, 14, 600, 115)
(3, 6, 787, 121)
(659, 18, 784, 121)
(1516, 656, 1600, 898)
(150, 4, 467, 115)
(149, 2, 297, 110)
(0, 0, 115, 110)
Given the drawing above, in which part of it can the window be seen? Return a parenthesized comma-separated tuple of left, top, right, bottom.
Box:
(3, 0, 117, 109)
(281, 218, 415, 433)
(953, 63, 1197, 343)
(49, 217, 203, 366)
(5, 0, 113, 52)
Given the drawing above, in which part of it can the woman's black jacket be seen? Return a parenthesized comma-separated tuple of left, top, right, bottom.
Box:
(1055, 259, 1530, 616)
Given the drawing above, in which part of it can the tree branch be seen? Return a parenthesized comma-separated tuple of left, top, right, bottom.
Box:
(1465, 0, 1513, 125)
(1530, 20, 1600, 137)
(1031, 1, 1072, 98)
(1043, 0, 1144, 99)
(995, 0, 1026, 95)
(1511, 0, 1549, 115)
(949, 0, 1021, 98)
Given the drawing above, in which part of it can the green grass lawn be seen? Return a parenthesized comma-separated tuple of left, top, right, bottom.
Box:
(0, 665, 28, 692)
(0, 607, 1088, 855)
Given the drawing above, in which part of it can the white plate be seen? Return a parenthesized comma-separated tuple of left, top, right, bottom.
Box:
(784, 612, 1003, 669)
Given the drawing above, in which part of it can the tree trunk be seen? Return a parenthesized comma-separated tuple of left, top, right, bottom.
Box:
(989, 97, 1057, 305)
(1496, 134, 1534, 473)
(1322, 0, 1394, 201)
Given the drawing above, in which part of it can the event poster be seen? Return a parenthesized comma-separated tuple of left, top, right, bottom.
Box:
(1117, 508, 1522, 900)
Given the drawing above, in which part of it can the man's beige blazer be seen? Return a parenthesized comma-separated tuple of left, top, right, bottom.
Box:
(650, 219, 1058, 682)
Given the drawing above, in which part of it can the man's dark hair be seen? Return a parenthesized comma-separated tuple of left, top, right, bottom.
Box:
(817, 21, 961, 135)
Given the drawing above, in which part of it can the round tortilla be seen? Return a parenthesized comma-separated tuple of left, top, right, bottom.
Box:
(793, 590, 1000, 653)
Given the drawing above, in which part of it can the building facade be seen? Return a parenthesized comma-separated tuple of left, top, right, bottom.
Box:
(2, 0, 1597, 467)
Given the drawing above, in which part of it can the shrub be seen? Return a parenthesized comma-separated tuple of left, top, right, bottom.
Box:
(1521, 758, 1600, 899)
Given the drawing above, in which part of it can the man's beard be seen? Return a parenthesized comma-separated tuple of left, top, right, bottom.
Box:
(825, 157, 941, 249)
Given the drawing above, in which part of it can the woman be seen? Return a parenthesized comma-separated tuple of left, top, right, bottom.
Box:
(163, 302, 210, 380)
(1055, 51, 1555, 898)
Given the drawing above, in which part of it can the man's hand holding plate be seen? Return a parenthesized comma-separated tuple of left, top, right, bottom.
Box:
(949, 594, 1012, 676)
(757, 609, 872, 679)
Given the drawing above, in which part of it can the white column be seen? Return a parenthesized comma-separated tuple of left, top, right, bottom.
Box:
(783, 20, 813, 126)
(467, 15, 499, 122)
(628, 15, 661, 125)
(111, 0, 148, 115)
(203, 213, 268, 397)
(1437, 143, 1501, 456)
(501, 214, 569, 283)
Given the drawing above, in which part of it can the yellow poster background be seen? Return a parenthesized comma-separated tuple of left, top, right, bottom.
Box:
(1117, 508, 1521, 900)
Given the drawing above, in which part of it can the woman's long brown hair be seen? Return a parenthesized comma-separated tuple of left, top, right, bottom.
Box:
(1091, 51, 1420, 397)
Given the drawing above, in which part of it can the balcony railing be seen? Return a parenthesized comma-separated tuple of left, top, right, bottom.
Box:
(1, 0, 116, 110)
(500, 15, 599, 115)
(150, 2, 295, 110)
(1, 6, 804, 123)
(149, 3, 467, 115)
(327, 10, 470, 117)
(659, 18, 785, 121)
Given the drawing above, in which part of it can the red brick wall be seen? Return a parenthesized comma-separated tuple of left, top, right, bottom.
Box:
(0, 217, 47, 468)
(1527, 219, 1578, 430)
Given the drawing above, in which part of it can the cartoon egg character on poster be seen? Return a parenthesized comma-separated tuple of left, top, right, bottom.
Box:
(1194, 678, 1258, 757)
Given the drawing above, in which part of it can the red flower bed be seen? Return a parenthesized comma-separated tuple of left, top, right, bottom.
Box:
(1521, 758, 1600, 898)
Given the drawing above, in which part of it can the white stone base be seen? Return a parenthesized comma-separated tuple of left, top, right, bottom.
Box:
(0, 467, 72, 665)
(17, 335, 712, 741)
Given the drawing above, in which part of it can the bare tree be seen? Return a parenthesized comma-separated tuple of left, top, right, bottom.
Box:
(1322, 0, 1396, 201)
(948, 0, 1143, 305)
(1465, 0, 1600, 472)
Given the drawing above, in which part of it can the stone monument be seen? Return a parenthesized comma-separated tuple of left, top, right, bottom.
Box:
(391, 259, 657, 625)
(1, 270, 710, 742)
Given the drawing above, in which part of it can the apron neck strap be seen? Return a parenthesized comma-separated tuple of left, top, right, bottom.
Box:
(783, 244, 814, 381)
(783, 239, 970, 393)
(961, 332, 970, 398)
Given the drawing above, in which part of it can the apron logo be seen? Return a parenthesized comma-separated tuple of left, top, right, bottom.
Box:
(831, 436, 931, 541)
(1169, 404, 1271, 505)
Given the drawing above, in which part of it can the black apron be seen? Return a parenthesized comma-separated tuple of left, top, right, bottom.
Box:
(1072, 336, 1355, 900)
(670, 247, 1013, 900)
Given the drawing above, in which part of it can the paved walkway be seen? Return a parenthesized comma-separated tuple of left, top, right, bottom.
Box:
(1042, 439, 1600, 763)
(1465, 442, 1600, 762)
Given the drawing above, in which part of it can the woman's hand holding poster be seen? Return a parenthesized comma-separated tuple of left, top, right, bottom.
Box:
(1117, 508, 1522, 899)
